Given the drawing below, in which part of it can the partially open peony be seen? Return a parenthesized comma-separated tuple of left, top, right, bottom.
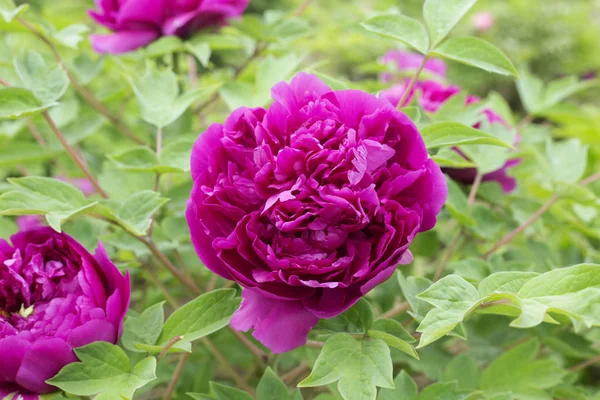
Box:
(0, 228, 130, 398)
(186, 73, 447, 353)
(89, 0, 249, 54)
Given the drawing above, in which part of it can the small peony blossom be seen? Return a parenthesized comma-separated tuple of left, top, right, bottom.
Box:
(381, 81, 519, 192)
(0, 228, 130, 398)
(186, 73, 447, 353)
(472, 11, 495, 32)
(380, 50, 447, 82)
(88, 0, 249, 54)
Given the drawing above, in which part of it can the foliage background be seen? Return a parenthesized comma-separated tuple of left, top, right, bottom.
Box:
(1, 0, 600, 399)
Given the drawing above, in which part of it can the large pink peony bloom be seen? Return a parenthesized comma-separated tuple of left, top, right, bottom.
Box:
(88, 0, 249, 54)
(381, 79, 520, 192)
(186, 73, 447, 353)
(0, 228, 130, 398)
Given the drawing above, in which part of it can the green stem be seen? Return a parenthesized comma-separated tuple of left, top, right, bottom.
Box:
(397, 54, 430, 108)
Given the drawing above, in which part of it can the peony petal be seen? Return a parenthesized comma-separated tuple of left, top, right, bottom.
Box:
(116, 0, 165, 27)
(231, 289, 319, 353)
(68, 319, 117, 348)
(90, 30, 159, 54)
(16, 339, 76, 394)
(0, 336, 29, 382)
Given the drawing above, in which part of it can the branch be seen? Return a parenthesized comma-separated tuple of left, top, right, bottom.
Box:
(397, 55, 429, 107)
(162, 353, 190, 400)
(158, 336, 184, 362)
(17, 18, 146, 145)
(42, 111, 109, 198)
(379, 302, 409, 320)
(202, 338, 256, 395)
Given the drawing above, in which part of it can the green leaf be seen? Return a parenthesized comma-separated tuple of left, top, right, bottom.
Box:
(257, 367, 300, 400)
(546, 139, 588, 184)
(367, 329, 418, 359)
(480, 339, 566, 396)
(144, 36, 184, 57)
(0, 177, 96, 232)
(516, 68, 545, 114)
(432, 148, 476, 169)
(158, 289, 240, 345)
(98, 191, 169, 236)
(378, 371, 418, 400)
(121, 302, 165, 353)
(431, 37, 518, 77)
(397, 272, 434, 321)
(460, 121, 516, 174)
(416, 275, 480, 348)
(109, 147, 159, 173)
(209, 382, 253, 400)
(47, 342, 157, 398)
(420, 122, 514, 149)
(519, 264, 600, 298)
(372, 319, 415, 343)
(443, 354, 481, 389)
(0, 142, 51, 166)
(14, 50, 69, 105)
(0, 0, 28, 22)
(188, 394, 216, 400)
(159, 138, 195, 172)
(53, 24, 89, 49)
(254, 54, 302, 106)
(478, 272, 539, 298)
(131, 68, 215, 128)
(71, 54, 104, 85)
(485, 92, 515, 126)
(0, 87, 50, 120)
(423, 0, 478, 48)
(555, 181, 597, 204)
(542, 76, 599, 111)
(298, 334, 394, 400)
(314, 298, 374, 334)
(418, 382, 469, 400)
(186, 42, 212, 68)
(360, 14, 429, 54)
(445, 178, 476, 227)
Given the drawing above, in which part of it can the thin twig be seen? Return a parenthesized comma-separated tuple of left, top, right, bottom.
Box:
(305, 340, 324, 349)
(569, 354, 600, 372)
(202, 338, 256, 395)
(397, 55, 430, 107)
(17, 18, 145, 145)
(162, 353, 190, 400)
(187, 55, 199, 88)
(468, 172, 484, 205)
(206, 274, 218, 292)
(484, 171, 600, 258)
(136, 236, 202, 295)
(282, 363, 309, 385)
(294, 0, 314, 16)
(230, 329, 268, 368)
(158, 336, 184, 362)
(434, 228, 462, 281)
(144, 269, 179, 309)
(42, 112, 109, 198)
(0, 77, 9, 86)
(379, 302, 409, 320)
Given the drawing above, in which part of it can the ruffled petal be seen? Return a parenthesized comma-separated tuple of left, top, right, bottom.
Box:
(231, 289, 319, 353)
(90, 30, 159, 54)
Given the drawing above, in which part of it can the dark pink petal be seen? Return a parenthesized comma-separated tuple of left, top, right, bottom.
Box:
(0, 336, 29, 382)
(90, 31, 159, 54)
(231, 289, 319, 353)
(15, 339, 76, 394)
(67, 319, 117, 348)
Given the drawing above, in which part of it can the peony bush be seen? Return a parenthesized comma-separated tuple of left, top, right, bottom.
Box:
(0, 0, 599, 399)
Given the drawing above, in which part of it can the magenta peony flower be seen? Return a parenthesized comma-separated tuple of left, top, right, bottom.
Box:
(472, 11, 495, 32)
(0, 228, 130, 398)
(88, 0, 249, 54)
(380, 50, 447, 82)
(381, 82, 519, 192)
(186, 73, 447, 353)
